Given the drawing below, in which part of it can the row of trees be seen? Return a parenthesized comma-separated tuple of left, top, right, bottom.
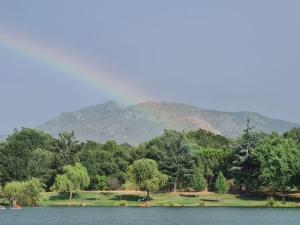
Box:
(231, 124, 300, 201)
(0, 159, 229, 204)
(0, 125, 300, 203)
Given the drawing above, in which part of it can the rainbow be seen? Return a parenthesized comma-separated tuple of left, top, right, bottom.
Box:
(0, 26, 153, 104)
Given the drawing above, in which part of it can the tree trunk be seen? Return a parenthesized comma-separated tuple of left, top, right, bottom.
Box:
(218, 194, 221, 203)
(173, 180, 177, 192)
(69, 191, 73, 201)
(282, 190, 286, 204)
(146, 190, 150, 201)
(96, 190, 100, 200)
(208, 176, 212, 191)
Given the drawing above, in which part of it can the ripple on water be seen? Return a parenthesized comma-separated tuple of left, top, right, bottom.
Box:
(0, 207, 299, 225)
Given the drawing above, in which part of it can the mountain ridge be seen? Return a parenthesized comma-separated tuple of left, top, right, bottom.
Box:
(37, 101, 300, 144)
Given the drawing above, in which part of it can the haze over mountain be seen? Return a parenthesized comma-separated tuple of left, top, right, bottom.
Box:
(37, 101, 299, 145)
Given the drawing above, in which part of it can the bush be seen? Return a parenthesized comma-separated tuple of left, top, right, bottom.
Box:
(3, 179, 45, 206)
(117, 200, 128, 206)
(3, 181, 27, 205)
(197, 201, 205, 206)
(155, 202, 168, 206)
(24, 178, 45, 205)
(108, 178, 121, 190)
(193, 168, 207, 192)
(168, 202, 183, 207)
(266, 197, 278, 207)
(122, 181, 137, 191)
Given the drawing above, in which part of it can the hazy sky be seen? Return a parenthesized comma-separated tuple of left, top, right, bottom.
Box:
(0, 0, 299, 134)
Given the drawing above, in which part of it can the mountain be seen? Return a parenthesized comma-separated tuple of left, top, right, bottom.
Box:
(38, 101, 300, 144)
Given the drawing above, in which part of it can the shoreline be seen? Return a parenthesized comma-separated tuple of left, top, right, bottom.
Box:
(33, 191, 300, 208)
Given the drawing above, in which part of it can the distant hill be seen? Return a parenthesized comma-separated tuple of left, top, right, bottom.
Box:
(37, 101, 300, 144)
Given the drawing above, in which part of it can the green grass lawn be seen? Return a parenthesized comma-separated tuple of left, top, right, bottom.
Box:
(39, 191, 300, 207)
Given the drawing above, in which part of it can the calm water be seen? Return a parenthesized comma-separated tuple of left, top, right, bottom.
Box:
(0, 207, 299, 225)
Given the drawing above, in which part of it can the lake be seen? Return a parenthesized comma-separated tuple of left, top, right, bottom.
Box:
(0, 207, 299, 225)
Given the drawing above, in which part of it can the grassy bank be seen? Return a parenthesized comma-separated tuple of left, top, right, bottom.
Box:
(39, 191, 300, 207)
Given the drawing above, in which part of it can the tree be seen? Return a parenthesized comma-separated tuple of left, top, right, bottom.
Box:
(186, 129, 230, 149)
(230, 118, 261, 192)
(0, 143, 5, 185)
(0, 128, 53, 184)
(128, 159, 167, 200)
(194, 147, 232, 190)
(95, 175, 107, 200)
(254, 134, 300, 202)
(283, 128, 300, 144)
(24, 178, 45, 205)
(193, 168, 207, 196)
(77, 140, 131, 189)
(3, 179, 45, 206)
(54, 131, 80, 171)
(51, 174, 73, 197)
(145, 130, 194, 192)
(28, 148, 55, 189)
(51, 163, 90, 200)
(3, 181, 26, 205)
(215, 171, 229, 202)
(292, 170, 300, 190)
(95, 175, 107, 191)
(103, 140, 131, 185)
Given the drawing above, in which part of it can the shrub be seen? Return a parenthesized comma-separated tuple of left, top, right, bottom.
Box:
(24, 178, 45, 205)
(3, 181, 27, 205)
(117, 200, 128, 206)
(266, 197, 278, 207)
(168, 202, 183, 207)
(197, 201, 205, 206)
(122, 181, 138, 191)
(108, 178, 121, 190)
(155, 202, 168, 206)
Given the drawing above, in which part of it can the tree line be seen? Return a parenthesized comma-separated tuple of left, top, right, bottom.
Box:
(0, 123, 300, 204)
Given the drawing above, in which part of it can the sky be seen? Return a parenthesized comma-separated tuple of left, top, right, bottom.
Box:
(0, 0, 300, 134)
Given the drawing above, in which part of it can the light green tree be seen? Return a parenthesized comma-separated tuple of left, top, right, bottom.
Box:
(51, 174, 73, 196)
(95, 175, 107, 200)
(51, 162, 90, 200)
(3, 181, 26, 205)
(215, 171, 229, 202)
(24, 178, 45, 205)
(128, 158, 167, 200)
(193, 168, 207, 196)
